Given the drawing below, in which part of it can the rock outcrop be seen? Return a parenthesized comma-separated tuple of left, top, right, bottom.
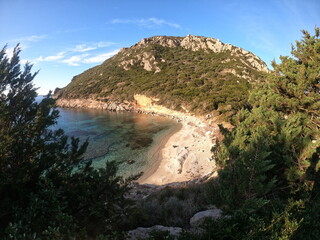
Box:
(190, 208, 223, 227)
(117, 34, 268, 76)
(126, 208, 224, 238)
(129, 34, 268, 72)
(56, 98, 135, 112)
(120, 51, 161, 73)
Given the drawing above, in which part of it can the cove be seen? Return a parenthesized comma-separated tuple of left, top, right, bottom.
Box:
(54, 107, 179, 178)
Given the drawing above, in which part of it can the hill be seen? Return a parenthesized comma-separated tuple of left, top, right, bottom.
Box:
(55, 35, 268, 115)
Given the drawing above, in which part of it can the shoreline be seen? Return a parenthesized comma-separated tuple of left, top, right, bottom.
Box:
(56, 96, 217, 186)
(138, 123, 182, 183)
(138, 114, 216, 185)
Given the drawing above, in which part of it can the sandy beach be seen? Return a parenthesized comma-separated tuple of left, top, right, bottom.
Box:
(133, 94, 217, 185)
(138, 113, 216, 185)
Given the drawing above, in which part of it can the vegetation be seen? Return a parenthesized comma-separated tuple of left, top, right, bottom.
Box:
(57, 36, 267, 115)
(132, 27, 320, 240)
(0, 46, 137, 239)
(136, 182, 214, 228)
(1, 28, 319, 239)
(195, 28, 320, 239)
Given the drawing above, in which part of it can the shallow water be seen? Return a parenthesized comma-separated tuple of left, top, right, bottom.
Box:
(54, 107, 178, 178)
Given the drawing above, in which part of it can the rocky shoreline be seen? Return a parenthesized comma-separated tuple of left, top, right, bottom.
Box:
(56, 97, 210, 125)
(56, 98, 135, 112)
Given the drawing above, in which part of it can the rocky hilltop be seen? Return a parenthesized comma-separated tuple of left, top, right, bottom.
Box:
(121, 35, 268, 73)
(55, 35, 268, 116)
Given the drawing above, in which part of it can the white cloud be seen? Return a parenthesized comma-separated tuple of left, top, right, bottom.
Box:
(2, 35, 46, 48)
(59, 49, 118, 66)
(72, 41, 115, 52)
(28, 42, 118, 66)
(19, 35, 47, 42)
(73, 44, 96, 52)
(82, 49, 119, 64)
(62, 54, 89, 66)
(147, 18, 181, 28)
(5, 35, 47, 45)
(96, 42, 115, 48)
(36, 51, 66, 62)
(1, 35, 47, 60)
(111, 18, 181, 29)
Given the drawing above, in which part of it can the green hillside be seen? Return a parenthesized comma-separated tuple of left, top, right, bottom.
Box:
(56, 35, 269, 114)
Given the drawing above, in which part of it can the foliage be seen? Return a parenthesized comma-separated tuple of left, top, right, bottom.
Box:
(0, 45, 134, 239)
(209, 28, 320, 239)
(136, 183, 212, 228)
(214, 107, 314, 209)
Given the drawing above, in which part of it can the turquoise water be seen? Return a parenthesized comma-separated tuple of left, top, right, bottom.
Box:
(54, 107, 178, 178)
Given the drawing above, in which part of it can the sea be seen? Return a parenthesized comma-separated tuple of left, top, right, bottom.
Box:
(38, 97, 178, 178)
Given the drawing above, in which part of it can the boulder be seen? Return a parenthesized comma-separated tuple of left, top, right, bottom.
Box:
(127, 225, 182, 240)
(190, 209, 222, 227)
(108, 102, 117, 111)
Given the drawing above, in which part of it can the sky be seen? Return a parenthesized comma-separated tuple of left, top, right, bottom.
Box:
(1, 0, 319, 95)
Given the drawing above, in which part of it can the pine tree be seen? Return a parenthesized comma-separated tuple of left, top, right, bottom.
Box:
(0, 46, 134, 239)
(250, 28, 320, 132)
(249, 28, 320, 192)
(211, 28, 320, 238)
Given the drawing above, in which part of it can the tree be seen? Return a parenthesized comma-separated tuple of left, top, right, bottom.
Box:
(248, 27, 320, 193)
(0, 45, 134, 239)
(212, 28, 320, 238)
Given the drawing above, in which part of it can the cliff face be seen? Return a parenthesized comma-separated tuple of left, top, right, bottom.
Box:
(55, 35, 269, 115)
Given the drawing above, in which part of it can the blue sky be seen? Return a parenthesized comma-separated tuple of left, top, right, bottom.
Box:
(1, 0, 319, 94)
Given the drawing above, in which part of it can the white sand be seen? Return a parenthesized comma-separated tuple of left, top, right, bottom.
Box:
(131, 94, 217, 185)
(138, 115, 216, 185)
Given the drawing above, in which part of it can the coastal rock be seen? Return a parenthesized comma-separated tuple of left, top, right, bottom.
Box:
(127, 225, 182, 240)
(190, 209, 222, 227)
(56, 98, 135, 112)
